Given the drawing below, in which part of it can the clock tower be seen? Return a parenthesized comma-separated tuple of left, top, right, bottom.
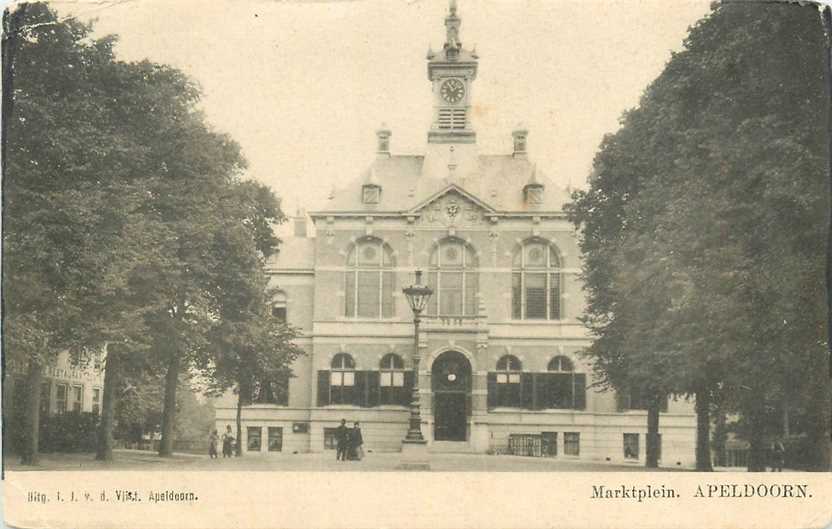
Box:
(427, 0, 478, 145)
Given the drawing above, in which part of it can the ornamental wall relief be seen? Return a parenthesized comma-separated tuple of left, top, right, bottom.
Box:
(417, 191, 486, 227)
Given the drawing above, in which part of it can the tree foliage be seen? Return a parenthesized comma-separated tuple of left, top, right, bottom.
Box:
(567, 2, 829, 470)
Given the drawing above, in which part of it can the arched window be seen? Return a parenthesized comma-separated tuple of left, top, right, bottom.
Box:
(329, 353, 356, 404)
(494, 355, 522, 407)
(512, 240, 561, 320)
(345, 238, 394, 319)
(547, 355, 573, 372)
(379, 353, 406, 405)
(427, 238, 478, 316)
(271, 291, 287, 323)
(545, 355, 585, 409)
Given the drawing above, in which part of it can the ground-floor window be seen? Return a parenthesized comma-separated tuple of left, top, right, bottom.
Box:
(542, 431, 557, 457)
(247, 427, 262, 451)
(55, 383, 68, 414)
(72, 385, 83, 413)
(564, 432, 580, 456)
(323, 428, 338, 449)
(623, 433, 639, 459)
(268, 427, 283, 452)
(318, 370, 413, 407)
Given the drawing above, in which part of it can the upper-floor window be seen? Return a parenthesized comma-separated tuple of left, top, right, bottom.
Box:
(345, 238, 394, 319)
(512, 240, 561, 320)
(271, 291, 287, 323)
(427, 238, 478, 317)
(494, 355, 523, 407)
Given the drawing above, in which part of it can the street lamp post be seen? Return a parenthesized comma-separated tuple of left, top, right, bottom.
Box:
(401, 270, 433, 460)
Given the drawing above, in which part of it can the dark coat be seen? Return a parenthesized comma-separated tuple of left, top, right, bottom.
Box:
(352, 428, 363, 446)
(335, 424, 349, 445)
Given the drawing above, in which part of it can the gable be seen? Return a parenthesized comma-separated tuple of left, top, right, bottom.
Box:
(408, 185, 495, 227)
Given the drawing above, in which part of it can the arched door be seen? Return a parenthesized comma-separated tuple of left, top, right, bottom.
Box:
(431, 351, 472, 441)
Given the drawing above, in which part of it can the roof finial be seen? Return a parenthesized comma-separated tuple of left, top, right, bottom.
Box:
(444, 0, 462, 59)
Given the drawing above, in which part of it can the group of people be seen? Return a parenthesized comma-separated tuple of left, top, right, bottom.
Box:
(208, 425, 237, 459)
(335, 419, 364, 461)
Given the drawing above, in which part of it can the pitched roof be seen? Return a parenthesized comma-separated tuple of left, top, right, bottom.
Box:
(315, 153, 570, 214)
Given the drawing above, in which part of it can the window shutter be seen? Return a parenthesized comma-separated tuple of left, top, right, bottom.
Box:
(317, 371, 330, 407)
(521, 373, 535, 409)
(354, 371, 367, 407)
(401, 371, 415, 406)
(487, 373, 497, 409)
(573, 373, 586, 410)
(366, 371, 380, 408)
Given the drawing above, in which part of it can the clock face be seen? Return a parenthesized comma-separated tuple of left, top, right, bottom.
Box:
(440, 78, 465, 104)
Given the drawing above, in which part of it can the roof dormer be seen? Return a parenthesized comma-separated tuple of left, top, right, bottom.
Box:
(362, 167, 381, 205)
(523, 164, 544, 206)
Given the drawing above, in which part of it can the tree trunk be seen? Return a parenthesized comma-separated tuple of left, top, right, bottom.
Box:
(19, 360, 43, 466)
(645, 394, 660, 469)
(806, 351, 832, 471)
(158, 352, 180, 457)
(712, 408, 727, 468)
(694, 387, 713, 471)
(746, 386, 768, 472)
(96, 347, 121, 461)
(235, 392, 243, 457)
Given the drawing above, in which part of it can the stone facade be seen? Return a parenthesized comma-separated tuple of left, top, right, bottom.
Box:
(214, 1, 696, 467)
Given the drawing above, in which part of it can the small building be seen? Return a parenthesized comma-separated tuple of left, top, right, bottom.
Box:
(214, 1, 696, 466)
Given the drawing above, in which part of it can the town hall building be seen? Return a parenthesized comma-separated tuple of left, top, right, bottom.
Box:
(214, 1, 697, 466)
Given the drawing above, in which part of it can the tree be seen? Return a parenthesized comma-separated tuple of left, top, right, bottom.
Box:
(198, 182, 304, 456)
(2, 2, 161, 464)
(568, 2, 829, 471)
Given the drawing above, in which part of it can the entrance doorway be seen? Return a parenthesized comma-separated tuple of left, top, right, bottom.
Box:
(431, 351, 471, 442)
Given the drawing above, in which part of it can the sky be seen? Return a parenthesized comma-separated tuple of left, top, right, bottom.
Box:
(51, 0, 713, 216)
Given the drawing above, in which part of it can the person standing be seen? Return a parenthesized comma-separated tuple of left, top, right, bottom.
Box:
(335, 419, 349, 461)
(208, 429, 219, 459)
(351, 422, 364, 461)
(222, 425, 235, 458)
(771, 439, 785, 472)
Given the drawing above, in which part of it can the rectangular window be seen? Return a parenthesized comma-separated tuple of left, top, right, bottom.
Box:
(525, 273, 547, 319)
(624, 433, 639, 460)
(549, 374, 573, 409)
(495, 374, 522, 407)
(92, 388, 101, 415)
(40, 382, 51, 415)
(542, 431, 557, 457)
(271, 306, 287, 323)
(564, 432, 580, 456)
(247, 427, 262, 452)
(379, 371, 406, 405)
(72, 385, 83, 413)
(330, 371, 355, 405)
(357, 271, 380, 317)
(323, 428, 337, 450)
(268, 427, 283, 452)
(55, 384, 68, 414)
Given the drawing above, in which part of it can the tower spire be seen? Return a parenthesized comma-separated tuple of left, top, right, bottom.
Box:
(444, 0, 462, 60)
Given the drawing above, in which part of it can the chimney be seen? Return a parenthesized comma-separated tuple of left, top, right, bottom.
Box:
(512, 125, 528, 158)
(376, 124, 391, 158)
